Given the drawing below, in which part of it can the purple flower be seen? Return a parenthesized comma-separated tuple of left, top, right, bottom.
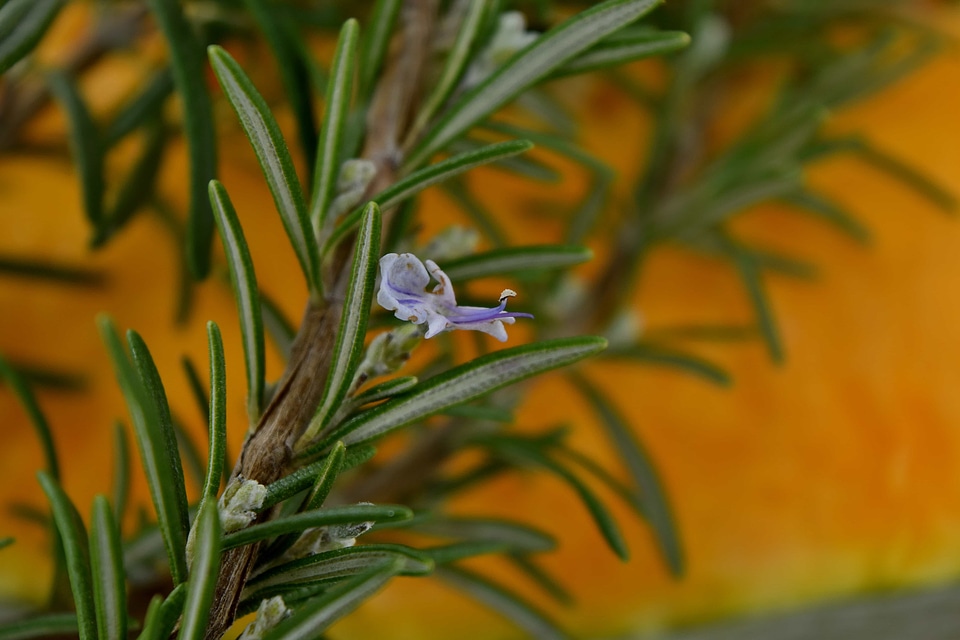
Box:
(377, 253, 533, 342)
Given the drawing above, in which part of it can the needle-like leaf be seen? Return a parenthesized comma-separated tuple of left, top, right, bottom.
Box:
(358, 0, 401, 99)
(0, 613, 78, 640)
(551, 29, 690, 78)
(222, 504, 412, 550)
(209, 180, 266, 423)
(89, 496, 126, 640)
(146, 0, 217, 278)
(241, 0, 318, 172)
(303, 204, 380, 443)
(319, 337, 607, 449)
(310, 19, 359, 235)
(46, 70, 104, 231)
(0, 0, 64, 74)
(37, 472, 96, 640)
(98, 317, 189, 585)
(437, 566, 566, 640)
(261, 562, 403, 640)
(323, 140, 532, 256)
(179, 501, 222, 640)
(208, 45, 321, 295)
(200, 322, 227, 504)
(440, 245, 592, 282)
(570, 373, 684, 576)
(406, 0, 662, 168)
(0, 355, 59, 480)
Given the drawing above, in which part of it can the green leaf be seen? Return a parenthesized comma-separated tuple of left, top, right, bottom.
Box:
(262, 563, 402, 640)
(208, 45, 321, 295)
(242, 0, 318, 172)
(436, 566, 566, 640)
(37, 472, 96, 640)
(208, 180, 265, 423)
(200, 321, 227, 505)
(351, 376, 419, 407)
(247, 543, 432, 594)
(478, 124, 614, 240)
(567, 174, 613, 244)
(179, 501, 222, 640)
(818, 136, 957, 214)
(260, 442, 349, 560)
(46, 70, 104, 230)
(323, 140, 533, 256)
(103, 69, 173, 147)
(136, 583, 185, 640)
(93, 123, 166, 248)
(657, 170, 803, 241)
(551, 29, 690, 78)
(110, 423, 130, 523)
(358, 0, 401, 99)
(341, 444, 377, 471)
(0, 0, 64, 74)
(781, 190, 870, 243)
(405, 0, 490, 147)
(378, 141, 531, 210)
(413, 517, 556, 553)
(482, 121, 611, 174)
(406, 0, 662, 168)
(261, 443, 372, 509)
(0, 255, 104, 288)
(303, 204, 381, 443)
(483, 436, 628, 560)
(440, 245, 592, 282)
(729, 243, 783, 363)
(506, 554, 573, 605)
(449, 139, 560, 182)
(97, 317, 189, 585)
(555, 444, 649, 528)
(0, 354, 59, 479)
(0, 537, 12, 551)
(310, 19, 359, 235)
(441, 403, 513, 423)
(302, 441, 346, 512)
(0, 613, 78, 640)
(570, 374, 684, 575)
(0, 360, 84, 392)
(421, 541, 506, 565)
(89, 496, 126, 640)
(126, 328, 191, 520)
(146, 0, 217, 278)
(261, 457, 332, 511)
(222, 504, 413, 550)
(604, 342, 732, 386)
(320, 337, 607, 449)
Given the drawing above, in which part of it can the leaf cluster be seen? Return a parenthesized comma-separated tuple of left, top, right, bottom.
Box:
(0, 0, 953, 638)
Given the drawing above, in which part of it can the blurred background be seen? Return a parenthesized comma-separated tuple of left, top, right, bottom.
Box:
(1, 1, 959, 638)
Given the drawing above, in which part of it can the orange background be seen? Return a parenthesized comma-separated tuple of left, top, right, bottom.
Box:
(1, 5, 959, 639)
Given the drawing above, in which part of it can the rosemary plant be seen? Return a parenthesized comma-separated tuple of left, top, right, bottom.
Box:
(0, 0, 952, 639)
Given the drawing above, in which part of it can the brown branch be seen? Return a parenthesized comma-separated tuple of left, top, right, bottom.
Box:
(203, 2, 438, 637)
